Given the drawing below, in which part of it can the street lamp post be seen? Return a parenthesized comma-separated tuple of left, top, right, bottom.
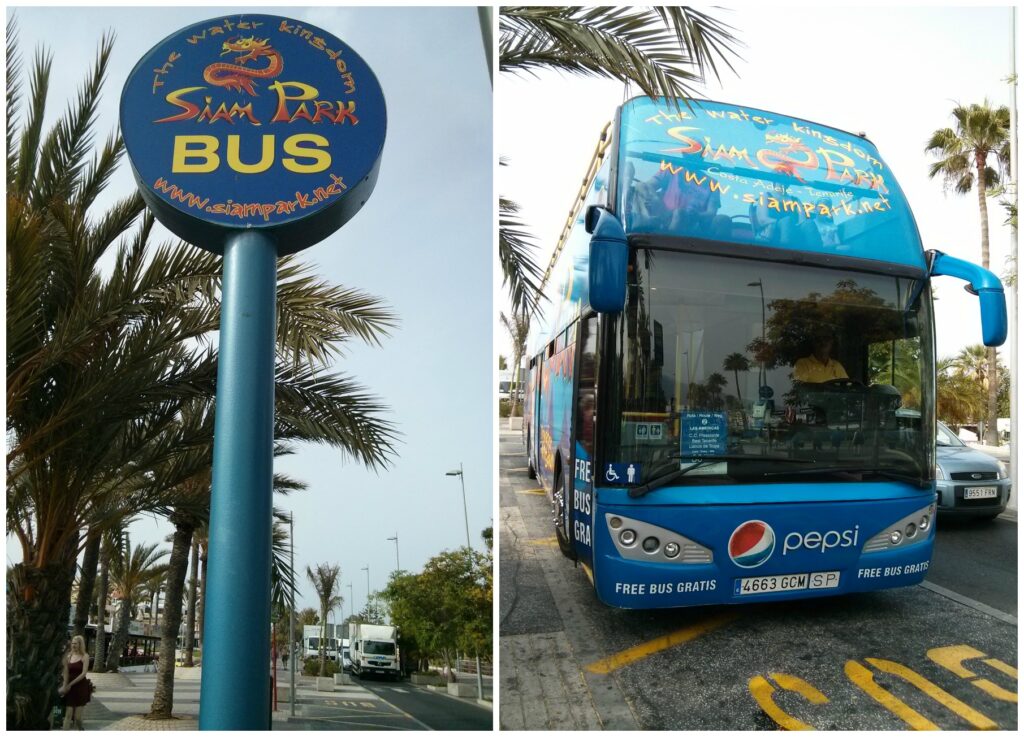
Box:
(361, 565, 370, 615)
(445, 463, 484, 701)
(347, 583, 354, 622)
(387, 533, 400, 575)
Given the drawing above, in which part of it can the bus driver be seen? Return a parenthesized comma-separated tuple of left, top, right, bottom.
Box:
(793, 332, 848, 383)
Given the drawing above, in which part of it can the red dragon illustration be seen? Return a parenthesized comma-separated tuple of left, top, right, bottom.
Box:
(203, 36, 283, 96)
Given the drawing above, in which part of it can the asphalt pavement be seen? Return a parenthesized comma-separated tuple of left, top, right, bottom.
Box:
(360, 678, 493, 730)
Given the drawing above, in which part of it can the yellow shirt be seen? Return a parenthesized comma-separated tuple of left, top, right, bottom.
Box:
(793, 356, 848, 383)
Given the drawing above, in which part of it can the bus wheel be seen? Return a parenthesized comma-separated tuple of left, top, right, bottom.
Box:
(553, 471, 575, 559)
(527, 430, 537, 479)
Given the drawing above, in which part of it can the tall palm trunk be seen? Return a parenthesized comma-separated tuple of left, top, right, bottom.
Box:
(106, 595, 134, 672)
(149, 519, 193, 718)
(5, 535, 79, 729)
(975, 150, 1000, 445)
(320, 611, 327, 676)
(73, 528, 102, 639)
(183, 538, 199, 667)
(94, 540, 111, 671)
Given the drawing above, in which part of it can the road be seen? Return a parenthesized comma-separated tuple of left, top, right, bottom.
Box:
(272, 667, 492, 730)
(360, 678, 493, 730)
(499, 428, 1018, 731)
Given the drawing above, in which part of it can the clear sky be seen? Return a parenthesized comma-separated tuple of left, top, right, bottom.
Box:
(6, 5, 493, 619)
(497, 5, 1017, 366)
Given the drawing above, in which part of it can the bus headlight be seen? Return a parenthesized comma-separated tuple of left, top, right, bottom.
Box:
(605, 513, 712, 564)
(863, 503, 935, 553)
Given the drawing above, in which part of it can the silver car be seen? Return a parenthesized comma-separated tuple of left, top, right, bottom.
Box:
(935, 422, 1010, 519)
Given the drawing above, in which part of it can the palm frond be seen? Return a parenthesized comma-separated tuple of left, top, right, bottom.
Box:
(273, 362, 400, 472)
(7, 17, 23, 178)
(500, 6, 741, 103)
(499, 196, 545, 318)
(13, 47, 52, 196)
(277, 257, 398, 368)
(31, 32, 114, 209)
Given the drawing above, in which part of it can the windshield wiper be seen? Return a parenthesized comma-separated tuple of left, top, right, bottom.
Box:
(760, 465, 927, 487)
(628, 455, 811, 499)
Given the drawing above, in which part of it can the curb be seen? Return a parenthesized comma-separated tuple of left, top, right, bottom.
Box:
(422, 683, 493, 710)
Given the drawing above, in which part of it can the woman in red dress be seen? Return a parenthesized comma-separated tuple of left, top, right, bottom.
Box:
(59, 635, 91, 729)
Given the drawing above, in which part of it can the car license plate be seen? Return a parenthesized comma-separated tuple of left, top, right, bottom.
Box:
(964, 486, 998, 499)
(734, 571, 840, 596)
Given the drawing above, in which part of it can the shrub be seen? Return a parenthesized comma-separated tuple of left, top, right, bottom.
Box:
(302, 658, 339, 676)
(499, 399, 523, 418)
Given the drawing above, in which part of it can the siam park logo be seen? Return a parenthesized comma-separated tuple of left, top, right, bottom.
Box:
(728, 520, 776, 568)
(120, 14, 386, 254)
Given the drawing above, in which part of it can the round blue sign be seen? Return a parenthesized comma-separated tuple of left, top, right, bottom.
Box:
(120, 14, 386, 254)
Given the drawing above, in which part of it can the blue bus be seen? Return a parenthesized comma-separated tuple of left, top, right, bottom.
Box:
(522, 98, 1006, 609)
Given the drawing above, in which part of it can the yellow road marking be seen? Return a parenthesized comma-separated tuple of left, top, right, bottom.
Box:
(866, 657, 997, 729)
(983, 658, 1018, 679)
(518, 488, 545, 495)
(928, 645, 1018, 703)
(585, 611, 739, 675)
(748, 673, 828, 730)
(580, 561, 594, 585)
(845, 660, 938, 730)
(527, 537, 559, 547)
(847, 658, 998, 730)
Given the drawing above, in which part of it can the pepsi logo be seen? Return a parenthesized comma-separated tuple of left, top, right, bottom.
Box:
(729, 520, 776, 568)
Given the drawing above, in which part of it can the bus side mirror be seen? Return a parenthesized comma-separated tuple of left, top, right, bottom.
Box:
(588, 207, 628, 313)
(929, 250, 1007, 346)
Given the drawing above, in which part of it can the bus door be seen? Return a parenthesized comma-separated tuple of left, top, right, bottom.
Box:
(531, 356, 542, 478)
(532, 353, 547, 488)
(570, 315, 599, 565)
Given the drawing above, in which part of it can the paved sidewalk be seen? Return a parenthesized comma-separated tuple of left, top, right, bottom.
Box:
(82, 667, 380, 730)
(81, 664, 489, 729)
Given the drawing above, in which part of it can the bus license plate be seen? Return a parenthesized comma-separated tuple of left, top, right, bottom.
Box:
(735, 571, 841, 595)
(963, 487, 997, 499)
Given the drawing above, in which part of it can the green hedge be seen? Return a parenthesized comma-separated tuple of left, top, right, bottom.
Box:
(302, 658, 339, 676)
(499, 399, 523, 418)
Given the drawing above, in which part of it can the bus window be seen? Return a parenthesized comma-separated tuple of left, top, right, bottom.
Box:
(576, 316, 598, 458)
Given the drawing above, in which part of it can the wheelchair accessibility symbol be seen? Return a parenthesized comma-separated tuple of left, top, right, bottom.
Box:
(605, 463, 642, 484)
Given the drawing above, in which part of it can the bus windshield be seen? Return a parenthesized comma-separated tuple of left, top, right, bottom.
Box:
(603, 251, 934, 488)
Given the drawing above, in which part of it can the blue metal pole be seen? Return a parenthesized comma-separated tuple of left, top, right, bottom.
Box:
(199, 231, 277, 730)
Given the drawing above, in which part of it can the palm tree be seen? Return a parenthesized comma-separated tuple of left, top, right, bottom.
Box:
(936, 356, 984, 428)
(500, 311, 530, 419)
(106, 542, 168, 672)
(498, 6, 742, 315)
(91, 526, 129, 672)
(925, 101, 1010, 445)
(722, 352, 751, 420)
(6, 27, 398, 728)
(306, 564, 343, 677)
(182, 535, 200, 668)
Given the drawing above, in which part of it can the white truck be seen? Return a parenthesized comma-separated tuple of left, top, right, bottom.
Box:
(303, 624, 337, 661)
(349, 623, 400, 679)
